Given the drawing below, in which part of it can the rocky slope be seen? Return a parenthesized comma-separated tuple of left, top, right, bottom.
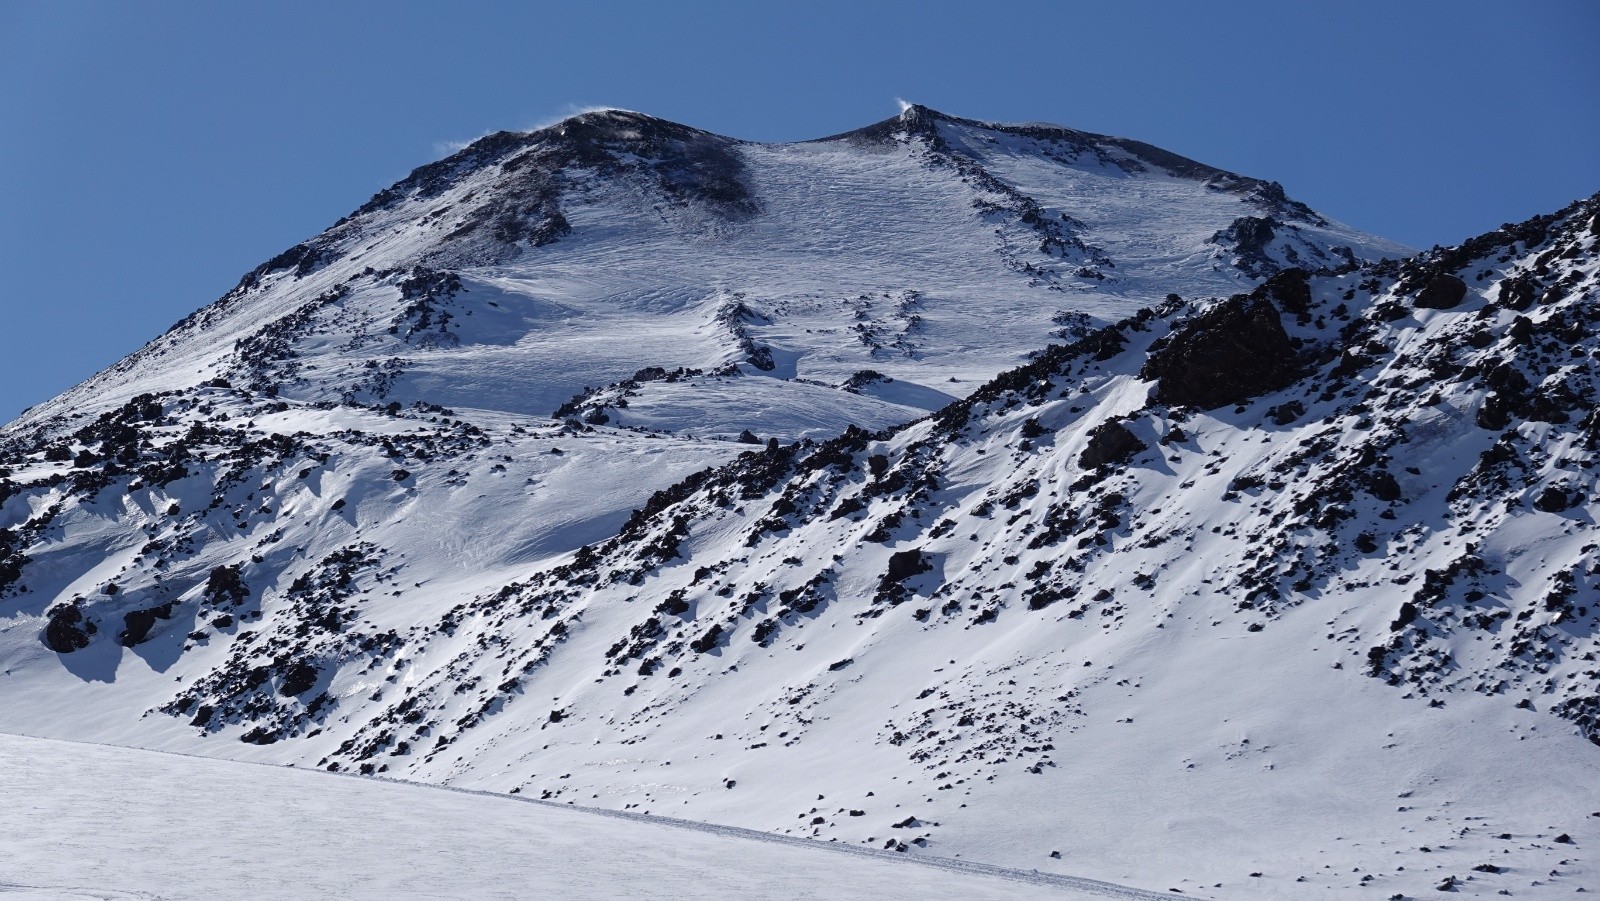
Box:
(8, 105, 1402, 441)
(5, 108, 1597, 897)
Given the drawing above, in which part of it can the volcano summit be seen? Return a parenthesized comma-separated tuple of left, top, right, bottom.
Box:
(3, 107, 1597, 898)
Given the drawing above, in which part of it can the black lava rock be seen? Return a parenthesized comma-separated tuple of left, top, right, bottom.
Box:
(278, 661, 320, 696)
(1078, 420, 1147, 469)
(1534, 487, 1570, 513)
(1496, 274, 1538, 311)
(204, 564, 249, 607)
(42, 604, 96, 653)
(1390, 602, 1419, 632)
(1268, 400, 1307, 426)
(1261, 267, 1313, 316)
(1211, 216, 1281, 278)
(1414, 273, 1468, 310)
(1366, 470, 1403, 502)
(881, 549, 931, 589)
(118, 601, 177, 647)
(1141, 295, 1299, 410)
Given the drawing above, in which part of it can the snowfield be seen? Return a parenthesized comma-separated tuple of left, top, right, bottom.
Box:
(0, 731, 1156, 900)
(1, 105, 1596, 898)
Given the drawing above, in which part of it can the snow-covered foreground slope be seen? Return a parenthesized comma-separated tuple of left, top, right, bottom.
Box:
(0, 732, 1153, 900)
(2, 105, 1596, 898)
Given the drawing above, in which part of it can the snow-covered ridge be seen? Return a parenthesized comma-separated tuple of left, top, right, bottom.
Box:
(6, 109, 1596, 897)
(5, 104, 1405, 444)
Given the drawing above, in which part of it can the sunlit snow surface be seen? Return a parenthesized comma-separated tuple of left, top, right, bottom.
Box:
(10, 107, 1406, 439)
(0, 732, 1152, 900)
(3, 108, 1596, 899)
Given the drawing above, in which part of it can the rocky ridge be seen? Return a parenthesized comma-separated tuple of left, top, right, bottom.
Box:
(3, 109, 1595, 897)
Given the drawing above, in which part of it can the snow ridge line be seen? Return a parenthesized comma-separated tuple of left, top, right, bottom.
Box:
(0, 881, 160, 900)
(384, 778, 1183, 899)
(2, 731, 1181, 900)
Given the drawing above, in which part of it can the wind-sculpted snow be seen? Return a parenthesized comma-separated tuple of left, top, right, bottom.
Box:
(7, 105, 1403, 443)
(1, 732, 1155, 900)
(2, 106, 1595, 897)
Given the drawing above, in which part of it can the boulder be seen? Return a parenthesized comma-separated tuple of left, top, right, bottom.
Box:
(1078, 420, 1147, 469)
(881, 549, 931, 589)
(278, 661, 320, 696)
(1534, 487, 1570, 513)
(1496, 274, 1537, 311)
(1366, 470, 1402, 502)
(118, 601, 177, 647)
(1261, 267, 1313, 316)
(42, 604, 96, 653)
(1414, 273, 1468, 310)
(1141, 296, 1299, 409)
(1269, 400, 1306, 426)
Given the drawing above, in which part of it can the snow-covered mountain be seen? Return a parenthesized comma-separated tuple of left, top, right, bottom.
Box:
(8, 105, 1404, 441)
(4, 106, 1597, 897)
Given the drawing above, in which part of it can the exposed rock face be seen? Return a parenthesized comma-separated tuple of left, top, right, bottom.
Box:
(1077, 420, 1146, 469)
(1213, 216, 1277, 253)
(1534, 486, 1571, 513)
(881, 549, 931, 589)
(1210, 215, 1280, 277)
(1496, 274, 1539, 311)
(1140, 295, 1299, 409)
(278, 661, 320, 697)
(4, 104, 1597, 896)
(42, 604, 95, 653)
(342, 110, 759, 270)
(1414, 273, 1468, 310)
(1260, 267, 1313, 317)
(118, 601, 178, 647)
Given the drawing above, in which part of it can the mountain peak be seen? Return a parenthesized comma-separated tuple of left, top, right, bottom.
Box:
(896, 101, 946, 124)
(546, 107, 699, 137)
(4, 98, 1597, 899)
(7, 105, 1407, 440)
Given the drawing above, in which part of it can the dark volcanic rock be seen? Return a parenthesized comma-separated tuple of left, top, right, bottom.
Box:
(1414, 273, 1468, 310)
(1534, 486, 1570, 513)
(1211, 216, 1280, 278)
(42, 604, 96, 653)
(881, 549, 931, 589)
(203, 564, 249, 607)
(279, 661, 320, 696)
(1078, 420, 1147, 469)
(1260, 267, 1313, 316)
(1391, 602, 1419, 631)
(1141, 295, 1299, 410)
(1268, 400, 1306, 426)
(118, 601, 178, 647)
(1366, 470, 1403, 503)
(1475, 362, 1533, 430)
(1496, 274, 1538, 311)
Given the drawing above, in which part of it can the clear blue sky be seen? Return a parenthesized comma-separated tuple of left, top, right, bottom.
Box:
(2, 0, 1596, 422)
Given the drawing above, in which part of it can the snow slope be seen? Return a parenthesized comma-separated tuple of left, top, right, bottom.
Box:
(0, 731, 1155, 900)
(4, 107, 1595, 897)
(7, 106, 1405, 444)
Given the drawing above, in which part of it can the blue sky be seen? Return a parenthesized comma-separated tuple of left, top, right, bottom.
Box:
(1, 0, 1596, 421)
